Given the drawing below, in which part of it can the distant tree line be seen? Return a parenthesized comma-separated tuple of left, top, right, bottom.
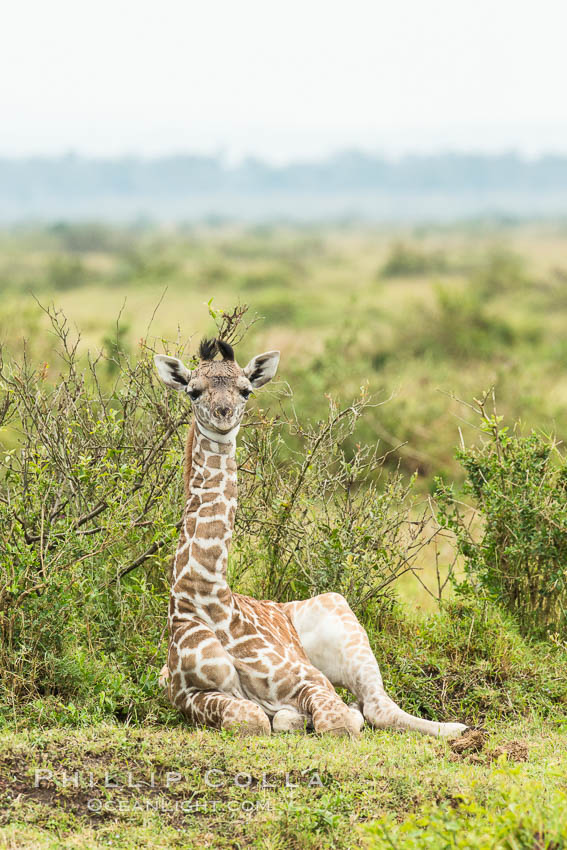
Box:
(2, 150, 567, 200)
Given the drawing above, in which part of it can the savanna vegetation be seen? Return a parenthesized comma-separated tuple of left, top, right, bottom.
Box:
(1, 221, 567, 848)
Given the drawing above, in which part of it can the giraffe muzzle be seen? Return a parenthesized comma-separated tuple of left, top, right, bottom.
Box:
(214, 405, 233, 419)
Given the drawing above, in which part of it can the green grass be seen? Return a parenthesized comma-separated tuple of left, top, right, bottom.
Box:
(1, 719, 565, 849)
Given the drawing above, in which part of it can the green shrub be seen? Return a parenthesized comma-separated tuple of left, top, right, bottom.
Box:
(436, 393, 567, 638)
(473, 247, 530, 297)
(255, 293, 298, 325)
(393, 283, 517, 362)
(380, 241, 449, 278)
(114, 248, 179, 284)
(0, 305, 195, 721)
(48, 221, 126, 254)
(237, 267, 292, 291)
(46, 255, 89, 290)
(234, 392, 424, 614)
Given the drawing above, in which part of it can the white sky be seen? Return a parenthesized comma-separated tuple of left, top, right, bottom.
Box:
(1, 0, 567, 162)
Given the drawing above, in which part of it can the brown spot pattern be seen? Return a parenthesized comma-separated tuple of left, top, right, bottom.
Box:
(162, 396, 465, 739)
(195, 519, 226, 540)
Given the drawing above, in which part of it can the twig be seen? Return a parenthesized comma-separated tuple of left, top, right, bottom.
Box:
(112, 520, 183, 582)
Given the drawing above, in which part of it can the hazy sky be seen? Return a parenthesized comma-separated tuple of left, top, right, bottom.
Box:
(2, 0, 567, 161)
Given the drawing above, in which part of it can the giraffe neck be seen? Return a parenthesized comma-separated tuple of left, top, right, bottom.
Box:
(171, 420, 238, 616)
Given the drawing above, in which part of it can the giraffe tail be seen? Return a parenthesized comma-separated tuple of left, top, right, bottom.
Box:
(158, 663, 170, 689)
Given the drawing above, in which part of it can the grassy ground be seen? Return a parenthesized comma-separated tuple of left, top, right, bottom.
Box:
(1, 720, 565, 849)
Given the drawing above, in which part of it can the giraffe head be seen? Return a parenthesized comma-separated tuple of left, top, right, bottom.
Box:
(154, 338, 280, 435)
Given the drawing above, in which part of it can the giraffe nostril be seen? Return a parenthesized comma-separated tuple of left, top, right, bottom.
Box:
(216, 406, 232, 418)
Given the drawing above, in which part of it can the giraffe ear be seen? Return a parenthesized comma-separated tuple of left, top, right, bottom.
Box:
(243, 350, 280, 388)
(154, 355, 192, 390)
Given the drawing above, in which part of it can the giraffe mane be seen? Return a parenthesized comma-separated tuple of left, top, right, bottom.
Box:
(183, 420, 195, 498)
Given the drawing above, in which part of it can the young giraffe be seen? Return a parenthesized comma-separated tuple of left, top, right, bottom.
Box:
(154, 339, 468, 738)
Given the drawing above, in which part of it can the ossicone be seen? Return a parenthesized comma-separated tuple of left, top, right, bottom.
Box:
(198, 337, 235, 362)
(199, 338, 217, 361)
(216, 339, 235, 361)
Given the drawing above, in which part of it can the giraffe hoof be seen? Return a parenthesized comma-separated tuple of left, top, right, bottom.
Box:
(348, 706, 365, 733)
(272, 709, 309, 733)
(221, 704, 271, 736)
(324, 724, 361, 739)
(315, 715, 362, 738)
(326, 726, 350, 738)
(438, 722, 469, 739)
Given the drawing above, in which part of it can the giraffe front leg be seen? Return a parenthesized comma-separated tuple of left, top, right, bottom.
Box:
(272, 705, 363, 734)
(168, 619, 271, 735)
(174, 687, 271, 735)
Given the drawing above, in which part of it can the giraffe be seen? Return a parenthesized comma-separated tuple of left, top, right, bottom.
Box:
(154, 338, 468, 738)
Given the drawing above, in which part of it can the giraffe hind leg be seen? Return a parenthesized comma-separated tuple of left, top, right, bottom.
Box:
(285, 592, 468, 738)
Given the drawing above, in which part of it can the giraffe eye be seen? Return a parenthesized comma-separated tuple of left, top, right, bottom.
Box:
(188, 388, 202, 401)
(240, 388, 252, 399)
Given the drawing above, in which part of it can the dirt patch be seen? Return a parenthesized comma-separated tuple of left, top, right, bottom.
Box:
(448, 731, 529, 764)
(0, 749, 220, 829)
(0, 745, 327, 830)
(449, 728, 488, 755)
(0, 768, 212, 830)
(488, 740, 529, 762)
